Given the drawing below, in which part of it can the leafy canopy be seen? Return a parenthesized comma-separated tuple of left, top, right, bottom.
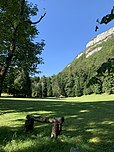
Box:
(0, 0, 45, 74)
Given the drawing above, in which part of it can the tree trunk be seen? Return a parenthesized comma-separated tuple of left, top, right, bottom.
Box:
(0, 75, 4, 96)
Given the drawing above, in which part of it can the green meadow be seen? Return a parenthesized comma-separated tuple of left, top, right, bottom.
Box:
(0, 94, 114, 152)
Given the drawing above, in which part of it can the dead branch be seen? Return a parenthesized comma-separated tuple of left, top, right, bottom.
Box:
(28, 9, 46, 24)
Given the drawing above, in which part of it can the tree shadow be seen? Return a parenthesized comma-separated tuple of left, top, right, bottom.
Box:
(0, 98, 114, 151)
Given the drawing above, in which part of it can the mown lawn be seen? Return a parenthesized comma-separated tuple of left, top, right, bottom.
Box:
(0, 94, 114, 152)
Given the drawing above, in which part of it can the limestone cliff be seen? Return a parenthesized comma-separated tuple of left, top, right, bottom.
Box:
(85, 27, 114, 58)
(86, 27, 114, 48)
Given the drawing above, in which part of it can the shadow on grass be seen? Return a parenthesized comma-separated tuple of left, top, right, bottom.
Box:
(0, 98, 114, 151)
(0, 125, 80, 152)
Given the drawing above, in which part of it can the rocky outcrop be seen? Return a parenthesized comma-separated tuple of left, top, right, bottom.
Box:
(86, 27, 114, 48)
(85, 27, 114, 57)
(86, 46, 102, 58)
(67, 27, 114, 65)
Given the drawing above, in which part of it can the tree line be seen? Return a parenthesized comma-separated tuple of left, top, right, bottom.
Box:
(2, 34, 114, 97)
(2, 57, 114, 97)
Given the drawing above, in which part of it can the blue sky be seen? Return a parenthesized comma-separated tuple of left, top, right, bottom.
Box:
(29, 0, 114, 77)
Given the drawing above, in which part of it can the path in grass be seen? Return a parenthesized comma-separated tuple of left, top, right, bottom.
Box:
(0, 94, 114, 152)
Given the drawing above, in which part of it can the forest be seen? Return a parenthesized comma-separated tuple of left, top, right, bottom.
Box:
(2, 35, 114, 98)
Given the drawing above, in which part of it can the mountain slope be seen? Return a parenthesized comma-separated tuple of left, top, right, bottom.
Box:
(53, 27, 114, 97)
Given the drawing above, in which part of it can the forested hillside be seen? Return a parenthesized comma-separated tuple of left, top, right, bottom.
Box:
(3, 27, 114, 97)
(51, 28, 114, 97)
(30, 27, 114, 97)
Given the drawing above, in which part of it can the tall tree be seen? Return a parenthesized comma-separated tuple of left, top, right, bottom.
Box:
(13, 69, 32, 97)
(65, 74, 74, 97)
(47, 77, 53, 97)
(41, 76, 47, 98)
(0, 0, 46, 96)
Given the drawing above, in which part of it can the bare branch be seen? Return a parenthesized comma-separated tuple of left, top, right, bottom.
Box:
(28, 9, 46, 24)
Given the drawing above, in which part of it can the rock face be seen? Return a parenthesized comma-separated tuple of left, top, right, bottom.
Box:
(86, 27, 114, 48)
(68, 27, 114, 64)
(85, 27, 114, 58)
(86, 46, 102, 58)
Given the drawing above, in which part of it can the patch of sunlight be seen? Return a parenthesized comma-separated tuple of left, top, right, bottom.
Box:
(101, 120, 114, 125)
(88, 122, 96, 126)
(0, 97, 60, 102)
(65, 115, 78, 119)
(86, 128, 99, 133)
(0, 110, 15, 113)
(31, 111, 53, 115)
(80, 110, 90, 113)
(1, 93, 13, 97)
(67, 128, 77, 131)
(0, 113, 24, 121)
(70, 115, 78, 118)
(89, 137, 101, 143)
(86, 128, 108, 135)
(77, 117, 84, 120)
(0, 113, 24, 127)
(29, 111, 53, 116)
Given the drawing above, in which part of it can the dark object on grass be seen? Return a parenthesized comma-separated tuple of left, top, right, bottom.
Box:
(51, 117, 64, 139)
(24, 114, 64, 138)
(51, 119, 60, 139)
(25, 114, 34, 132)
(53, 117, 64, 132)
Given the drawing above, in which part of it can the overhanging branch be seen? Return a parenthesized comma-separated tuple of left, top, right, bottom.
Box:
(28, 9, 46, 24)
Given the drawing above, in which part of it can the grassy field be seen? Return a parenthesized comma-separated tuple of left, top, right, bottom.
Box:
(0, 94, 114, 152)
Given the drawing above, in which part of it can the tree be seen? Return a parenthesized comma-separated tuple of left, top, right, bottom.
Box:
(3, 68, 32, 97)
(32, 81, 42, 98)
(2, 68, 16, 94)
(96, 6, 114, 31)
(47, 77, 53, 97)
(41, 76, 47, 98)
(52, 75, 61, 97)
(74, 76, 83, 97)
(13, 69, 32, 97)
(0, 0, 46, 96)
(65, 74, 74, 97)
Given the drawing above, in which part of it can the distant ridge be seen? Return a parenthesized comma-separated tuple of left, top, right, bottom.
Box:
(52, 26, 114, 97)
(74, 27, 114, 59)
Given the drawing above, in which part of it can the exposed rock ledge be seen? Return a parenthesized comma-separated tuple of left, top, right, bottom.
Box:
(74, 27, 114, 61)
(86, 47, 102, 58)
(86, 27, 114, 48)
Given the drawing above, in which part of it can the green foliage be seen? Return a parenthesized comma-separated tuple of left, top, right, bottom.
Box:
(65, 74, 74, 97)
(96, 6, 114, 31)
(48, 36, 114, 97)
(0, 0, 45, 71)
(0, 0, 45, 95)
(47, 77, 53, 97)
(5, 35, 114, 98)
(41, 76, 47, 98)
(4, 68, 32, 97)
(30, 36, 114, 98)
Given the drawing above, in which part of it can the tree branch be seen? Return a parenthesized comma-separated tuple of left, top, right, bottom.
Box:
(28, 9, 46, 24)
(20, 0, 25, 16)
(95, 6, 114, 31)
